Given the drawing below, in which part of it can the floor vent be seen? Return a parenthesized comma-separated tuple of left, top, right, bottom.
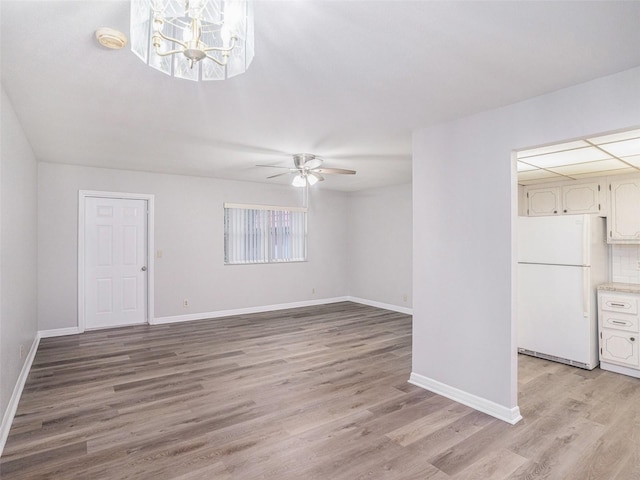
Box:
(518, 348, 592, 370)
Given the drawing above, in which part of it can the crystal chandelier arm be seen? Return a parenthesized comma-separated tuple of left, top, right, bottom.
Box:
(202, 36, 238, 54)
(204, 53, 229, 66)
(152, 30, 188, 56)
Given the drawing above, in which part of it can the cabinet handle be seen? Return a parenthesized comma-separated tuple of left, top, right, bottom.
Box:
(563, 209, 567, 213)
(610, 303, 626, 308)
(612, 320, 627, 325)
(554, 210, 558, 214)
(631, 337, 636, 342)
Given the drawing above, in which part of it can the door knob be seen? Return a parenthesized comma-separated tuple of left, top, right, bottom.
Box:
(141, 266, 147, 271)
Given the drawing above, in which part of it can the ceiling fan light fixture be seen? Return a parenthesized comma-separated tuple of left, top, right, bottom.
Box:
(307, 174, 319, 186)
(130, 0, 254, 81)
(292, 174, 307, 188)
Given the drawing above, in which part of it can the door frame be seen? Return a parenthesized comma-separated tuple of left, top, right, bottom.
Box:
(78, 190, 155, 332)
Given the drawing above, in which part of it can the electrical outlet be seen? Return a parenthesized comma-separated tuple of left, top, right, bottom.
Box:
(19, 344, 24, 359)
(183, 299, 189, 307)
(402, 294, 408, 303)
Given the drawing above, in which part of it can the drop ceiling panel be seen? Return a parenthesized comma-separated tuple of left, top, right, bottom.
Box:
(517, 161, 538, 172)
(621, 154, 640, 168)
(517, 140, 590, 159)
(570, 167, 638, 180)
(523, 147, 611, 168)
(517, 169, 565, 182)
(517, 127, 640, 184)
(547, 158, 630, 175)
(598, 137, 640, 158)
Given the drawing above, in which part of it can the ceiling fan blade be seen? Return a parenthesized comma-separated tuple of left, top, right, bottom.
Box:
(303, 158, 323, 170)
(310, 172, 325, 182)
(267, 172, 292, 179)
(314, 168, 356, 175)
(256, 164, 292, 169)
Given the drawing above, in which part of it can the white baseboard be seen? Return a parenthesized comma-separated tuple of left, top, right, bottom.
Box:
(0, 333, 41, 457)
(39, 326, 82, 338)
(153, 296, 351, 325)
(346, 296, 412, 315)
(409, 371, 522, 425)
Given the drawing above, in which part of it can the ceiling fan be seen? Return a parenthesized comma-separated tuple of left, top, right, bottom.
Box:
(257, 153, 356, 187)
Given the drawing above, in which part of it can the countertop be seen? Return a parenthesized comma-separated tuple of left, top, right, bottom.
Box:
(597, 282, 640, 294)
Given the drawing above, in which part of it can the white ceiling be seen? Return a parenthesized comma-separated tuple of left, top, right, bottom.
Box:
(2, 1, 640, 192)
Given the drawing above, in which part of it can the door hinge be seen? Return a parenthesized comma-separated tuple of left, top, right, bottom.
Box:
(610, 231, 612, 237)
(600, 332, 602, 339)
(598, 184, 600, 191)
(609, 184, 611, 191)
(598, 204, 601, 211)
(527, 209, 529, 215)
(526, 192, 529, 198)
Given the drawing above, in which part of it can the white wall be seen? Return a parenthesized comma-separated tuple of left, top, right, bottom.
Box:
(0, 88, 38, 419)
(412, 66, 640, 420)
(347, 183, 412, 309)
(37, 163, 349, 331)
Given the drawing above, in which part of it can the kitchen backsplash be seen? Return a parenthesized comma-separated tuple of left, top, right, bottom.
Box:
(611, 244, 640, 284)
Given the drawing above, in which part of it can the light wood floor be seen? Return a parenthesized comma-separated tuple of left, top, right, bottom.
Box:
(2, 302, 640, 479)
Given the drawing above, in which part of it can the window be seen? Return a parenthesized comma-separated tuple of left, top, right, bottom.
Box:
(224, 203, 307, 264)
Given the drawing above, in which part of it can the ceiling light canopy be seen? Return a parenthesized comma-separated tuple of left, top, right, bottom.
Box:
(130, 0, 254, 81)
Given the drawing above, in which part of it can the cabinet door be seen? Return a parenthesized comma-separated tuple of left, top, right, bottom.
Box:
(600, 329, 639, 367)
(609, 179, 640, 242)
(526, 186, 560, 216)
(562, 183, 601, 214)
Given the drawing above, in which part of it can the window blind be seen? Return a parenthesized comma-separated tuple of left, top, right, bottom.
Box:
(224, 204, 307, 264)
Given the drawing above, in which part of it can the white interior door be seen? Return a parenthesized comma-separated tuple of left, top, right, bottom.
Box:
(84, 197, 148, 329)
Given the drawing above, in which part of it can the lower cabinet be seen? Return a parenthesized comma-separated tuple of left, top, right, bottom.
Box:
(598, 288, 640, 378)
(600, 329, 639, 367)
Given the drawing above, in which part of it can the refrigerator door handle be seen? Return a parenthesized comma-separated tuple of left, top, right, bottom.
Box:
(583, 267, 590, 318)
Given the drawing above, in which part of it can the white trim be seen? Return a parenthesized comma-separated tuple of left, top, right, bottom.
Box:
(154, 297, 350, 324)
(408, 372, 522, 425)
(78, 190, 155, 331)
(224, 202, 308, 213)
(39, 327, 82, 338)
(346, 296, 413, 315)
(0, 333, 40, 457)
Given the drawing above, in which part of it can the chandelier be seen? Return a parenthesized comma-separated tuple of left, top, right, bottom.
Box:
(130, 0, 254, 81)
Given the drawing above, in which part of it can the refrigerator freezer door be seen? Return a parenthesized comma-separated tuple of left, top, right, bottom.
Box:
(518, 215, 589, 266)
(518, 263, 597, 367)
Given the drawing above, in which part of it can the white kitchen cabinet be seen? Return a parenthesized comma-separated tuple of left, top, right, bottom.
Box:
(525, 182, 601, 216)
(598, 287, 640, 378)
(525, 186, 560, 216)
(562, 183, 601, 214)
(608, 178, 640, 243)
(600, 329, 639, 367)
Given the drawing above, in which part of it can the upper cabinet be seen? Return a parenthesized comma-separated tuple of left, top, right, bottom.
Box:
(525, 182, 601, 216)
(609, 178, 640, 243)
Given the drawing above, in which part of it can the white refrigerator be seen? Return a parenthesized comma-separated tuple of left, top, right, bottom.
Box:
(517, 214, 608, 370)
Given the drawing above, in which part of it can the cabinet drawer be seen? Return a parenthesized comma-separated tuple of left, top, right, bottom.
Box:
(601, 312, 639, 332)
(600, 294, 638, 315)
